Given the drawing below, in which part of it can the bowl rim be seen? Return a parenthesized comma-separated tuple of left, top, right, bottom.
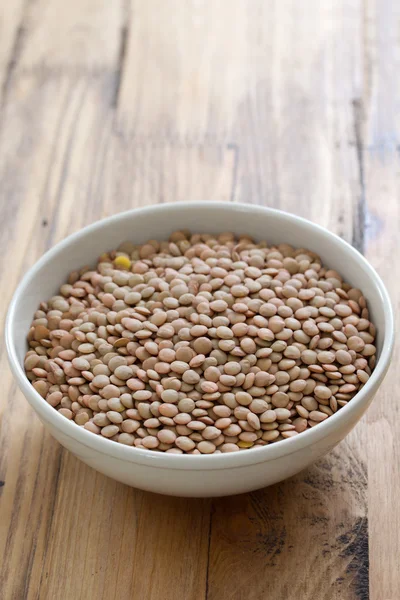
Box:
(5, 202, 394, 471)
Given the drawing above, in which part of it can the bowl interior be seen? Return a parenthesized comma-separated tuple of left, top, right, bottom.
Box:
(10, 203, 388, 372)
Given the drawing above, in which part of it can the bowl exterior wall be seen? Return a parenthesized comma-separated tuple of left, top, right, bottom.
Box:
(37, 392, 374, 497)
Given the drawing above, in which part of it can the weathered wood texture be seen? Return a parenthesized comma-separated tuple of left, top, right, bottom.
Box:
(0, 1, 397, 599)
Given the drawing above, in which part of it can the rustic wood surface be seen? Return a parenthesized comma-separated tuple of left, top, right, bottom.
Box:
(0, 1, 398, 599)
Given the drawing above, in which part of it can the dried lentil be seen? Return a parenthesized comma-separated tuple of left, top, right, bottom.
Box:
(25, 231, 377, 454)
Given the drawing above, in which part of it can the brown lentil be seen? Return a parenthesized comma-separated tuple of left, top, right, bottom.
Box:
(25, 231, 377, 453)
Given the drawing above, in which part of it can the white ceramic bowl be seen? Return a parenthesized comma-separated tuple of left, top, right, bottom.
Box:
(6, 203, 394, 497)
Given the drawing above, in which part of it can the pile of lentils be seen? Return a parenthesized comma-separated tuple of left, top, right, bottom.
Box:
(25, 231, 377, 454)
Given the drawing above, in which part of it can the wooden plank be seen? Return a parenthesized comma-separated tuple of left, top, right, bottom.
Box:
(0, 72, 115, 600)
(0, 71, 235, 596)
(209, 442, 368, 600)
(118, 0, 254, 137)
(18, 0, 124, 69)
(100, 141, 236, 214)
(0, 3, 126, 598)
(364, 0, 400, 598)
(0, 0, 26, 97)
(37, 460, 207, 600)
(128, 495, 210, 600)
(190, 1, 368, 598)
(120, 0, 362, 238)
(0, 9, 237, 590)
(37, 454, 142, 600)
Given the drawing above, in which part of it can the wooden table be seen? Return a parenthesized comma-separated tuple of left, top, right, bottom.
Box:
(0, 1, 398, 599)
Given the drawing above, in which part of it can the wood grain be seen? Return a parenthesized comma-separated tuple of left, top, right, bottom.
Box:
(209, 441, 368, 600)
(0, 0, 397, 599)
(364, 1, 400, 599)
